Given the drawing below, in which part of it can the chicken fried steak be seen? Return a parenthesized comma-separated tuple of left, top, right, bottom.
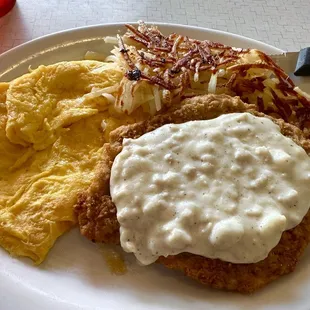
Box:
(75, 94, 310, 293)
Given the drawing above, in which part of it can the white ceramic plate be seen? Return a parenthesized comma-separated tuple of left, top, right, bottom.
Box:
(1, 23, 309, 310)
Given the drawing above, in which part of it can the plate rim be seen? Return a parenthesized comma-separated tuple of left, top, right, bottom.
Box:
(0, 21, 284, 61)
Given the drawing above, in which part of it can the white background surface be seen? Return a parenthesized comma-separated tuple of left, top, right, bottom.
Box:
(0, 0, 310, 55)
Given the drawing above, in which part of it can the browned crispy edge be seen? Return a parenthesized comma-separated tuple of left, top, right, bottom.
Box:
(75, 94, 310, 293)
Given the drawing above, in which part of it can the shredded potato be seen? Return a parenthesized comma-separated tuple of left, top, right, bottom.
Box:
(104, 36, 119, 45)
(84, 51, 107, 61)
(208, 72, 218, 94)
(84, 22, 310, 136)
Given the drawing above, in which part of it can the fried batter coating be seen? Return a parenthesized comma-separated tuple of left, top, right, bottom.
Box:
(75, 94, 310, 293)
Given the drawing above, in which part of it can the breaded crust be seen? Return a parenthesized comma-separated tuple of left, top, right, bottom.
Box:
(75, 94, 310, 293)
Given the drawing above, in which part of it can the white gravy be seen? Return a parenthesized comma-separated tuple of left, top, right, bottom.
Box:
(110, 113, 310, 265)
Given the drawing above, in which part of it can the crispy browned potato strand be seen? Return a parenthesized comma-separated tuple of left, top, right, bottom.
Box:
(75, 94, 310, 293)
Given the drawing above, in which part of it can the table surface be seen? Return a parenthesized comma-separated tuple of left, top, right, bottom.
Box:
(0, 0, 309, 55)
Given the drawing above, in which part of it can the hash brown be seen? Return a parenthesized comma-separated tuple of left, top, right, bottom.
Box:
(75, 94, 310, 293)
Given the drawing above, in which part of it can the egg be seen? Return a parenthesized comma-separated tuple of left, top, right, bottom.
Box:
(5, 61, 123, 150)
(0, 61, 133, 264)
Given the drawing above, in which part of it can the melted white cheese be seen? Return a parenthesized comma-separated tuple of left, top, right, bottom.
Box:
(110, 113, 310, 265)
